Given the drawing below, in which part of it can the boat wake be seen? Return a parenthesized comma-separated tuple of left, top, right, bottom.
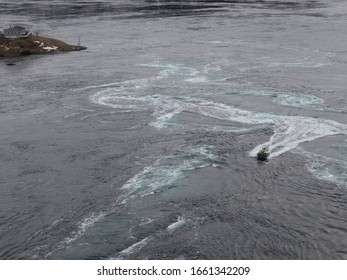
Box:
(86, 62, 347, 160)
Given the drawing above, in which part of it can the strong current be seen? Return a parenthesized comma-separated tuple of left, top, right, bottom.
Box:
(0, 0, 346, 259)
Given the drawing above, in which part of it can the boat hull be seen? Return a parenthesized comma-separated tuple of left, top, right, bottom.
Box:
(257, 153, 268, 161)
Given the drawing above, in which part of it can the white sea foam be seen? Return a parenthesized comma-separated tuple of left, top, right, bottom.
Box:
(152, 109, 183, 129)
(249, 116, 346, 158)
(89, 62, 347, 160)
(44, 211, 108, 258)
(120, 146, 216, 203)
(229, 88, 326, 110)
(141, 62, 207, 82)
(86, 63, 206, 109)
(91, 84, 346, 160)
(115, 237, 152, 259)
(149, 95, 346, 158)
(167, 217, 186, 233)
(185, 76, 208, 83)
(295, 148, 347, 187)
(78, 77, 154, 92)
(311, 165, 347, 187)
(63, 112, 80, 119)
(91, 93, 150, 111)
(52, 145, 206, 252)
(274, 93, 324, 108)
(62, 212, 107, 246)
(76, 82, 124, 91)
(240, 61, 329, 72)
(111, 217, 186, 259)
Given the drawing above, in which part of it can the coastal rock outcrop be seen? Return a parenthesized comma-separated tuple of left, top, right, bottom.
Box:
(0, 35, 86, 57)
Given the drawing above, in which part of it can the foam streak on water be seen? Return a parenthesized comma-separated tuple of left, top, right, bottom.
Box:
(89, 62, 347, 161)
(45, 212, 107, 258)
(114, 237, 153, 260)
(44, 145, 216, 257)
(295, 147, 347, 187)
(119, 145, 216, 203)
(167, 217, 186, 233)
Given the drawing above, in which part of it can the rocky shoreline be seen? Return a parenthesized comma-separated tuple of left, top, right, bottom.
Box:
(0, 35, 86, 57)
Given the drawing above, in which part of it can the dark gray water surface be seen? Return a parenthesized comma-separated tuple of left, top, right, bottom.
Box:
(0, 0, 346, 260)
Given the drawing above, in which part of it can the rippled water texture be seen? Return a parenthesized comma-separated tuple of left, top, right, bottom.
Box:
(0, 0, 346, 259)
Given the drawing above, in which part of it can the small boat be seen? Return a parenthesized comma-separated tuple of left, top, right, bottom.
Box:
(257, 148, 269, 161)
(6, 62, 16, 66)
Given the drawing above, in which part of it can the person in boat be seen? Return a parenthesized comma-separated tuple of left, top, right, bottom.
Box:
(259, 148, 269, 155)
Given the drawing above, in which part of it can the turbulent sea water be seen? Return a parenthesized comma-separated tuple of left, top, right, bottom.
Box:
(0, 0, 347, 260)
